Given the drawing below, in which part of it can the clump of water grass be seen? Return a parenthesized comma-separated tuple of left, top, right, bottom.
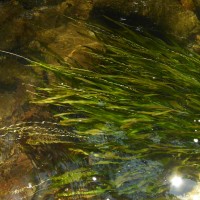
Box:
(32, 20, 200, 141)
(30, 18, 200, 199)
(2, 18, 200, 199)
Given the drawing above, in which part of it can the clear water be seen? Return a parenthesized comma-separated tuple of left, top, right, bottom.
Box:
(0, 1, 200, 200)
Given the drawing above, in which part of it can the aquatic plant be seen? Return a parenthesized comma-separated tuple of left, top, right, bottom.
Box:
(29, 19, 200, 199)
(1, 18, 200, 199)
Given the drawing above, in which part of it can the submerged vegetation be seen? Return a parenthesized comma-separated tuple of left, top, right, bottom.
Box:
(1, 18, 200, 199)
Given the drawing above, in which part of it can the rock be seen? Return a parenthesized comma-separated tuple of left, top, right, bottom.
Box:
(180, 0, 195, 11)
(93, 0, 200, 40)
(0, 129, 36, 200)
(0, 151, 36, 200)
(31, 20, 101, 67)
(0, 0, 95, 126)
(0, 0, 93, 51)
(0, 55, 53, 126)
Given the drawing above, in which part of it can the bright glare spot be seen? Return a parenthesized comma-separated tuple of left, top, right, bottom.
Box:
(198, 120, 200, 122)
(106, 198, 110, 200)
(193, 194, 200, 200)
(120, 17, 126, 21)
(171, 176, 183, 188)
(92, 177, 97, 181)
(27, 183, 32, 188)
(194, 138, 198, 143)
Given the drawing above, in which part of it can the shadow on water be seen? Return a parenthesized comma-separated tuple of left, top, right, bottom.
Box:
(0, 15, 200, 200)
(89, 8, 180, 46)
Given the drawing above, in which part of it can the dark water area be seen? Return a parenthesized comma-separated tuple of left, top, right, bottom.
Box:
(0, 1, 200, 200)
(90, 8, 161, 35)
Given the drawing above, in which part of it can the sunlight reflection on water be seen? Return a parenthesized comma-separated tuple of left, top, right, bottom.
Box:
(169, 175, 200, 200)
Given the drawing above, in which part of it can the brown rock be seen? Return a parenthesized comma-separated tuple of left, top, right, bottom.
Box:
(180, 0, 195, 10)
(0, 148, 36, 200)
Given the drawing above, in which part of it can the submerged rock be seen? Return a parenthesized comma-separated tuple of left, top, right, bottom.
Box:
(0, 151, 36, 200)
(0, 0, 95, 125)
(93, 0, 200, 40)
(0, 121, 86, 199)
